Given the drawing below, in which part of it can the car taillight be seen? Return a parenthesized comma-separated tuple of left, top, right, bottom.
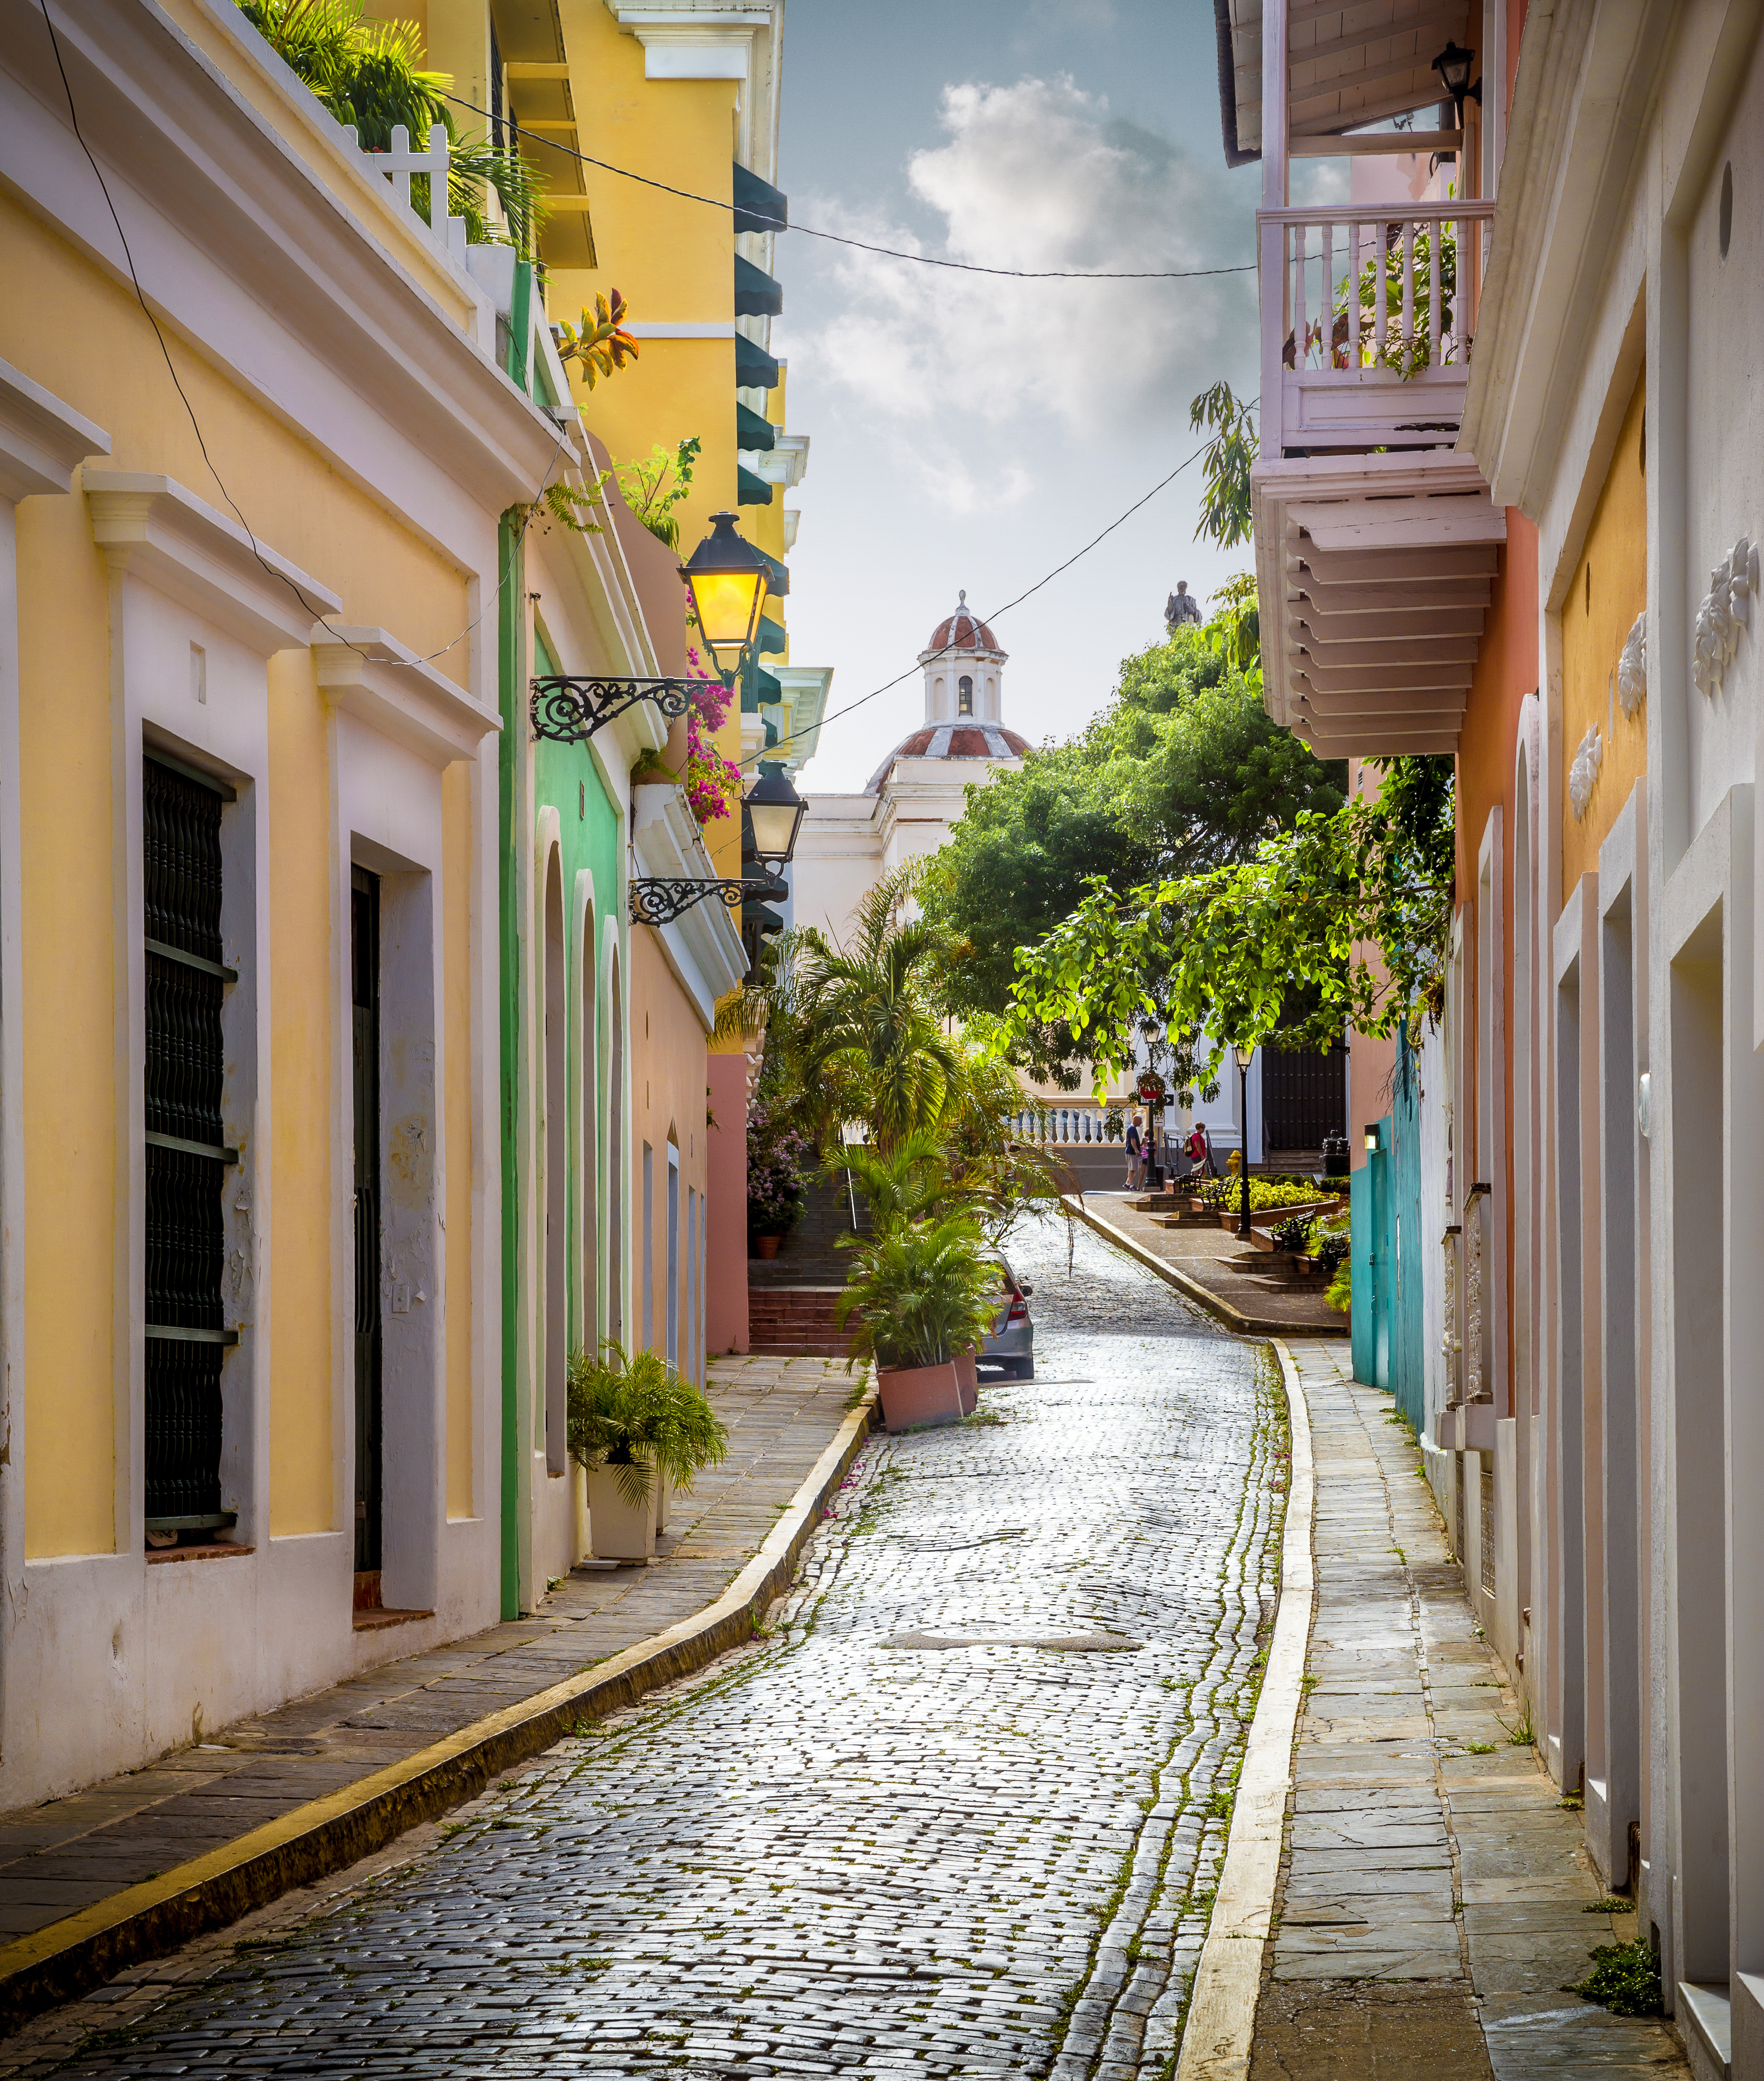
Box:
(1007, 1290, 1028, 1322)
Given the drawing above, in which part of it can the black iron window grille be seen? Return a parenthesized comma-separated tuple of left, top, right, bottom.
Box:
(143, 753, 239, 1544)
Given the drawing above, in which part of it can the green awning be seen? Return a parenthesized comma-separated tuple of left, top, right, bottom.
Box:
(738, 465, 773, 505)
(755, 668, 783, 704)
(733, 163, 788, 234)
(735, 333, 780, 389)
(757, 613, 787, 657)
(736, 400, 776, 451)
(734, 254, 783, 317)
(756, 547, 788, 598)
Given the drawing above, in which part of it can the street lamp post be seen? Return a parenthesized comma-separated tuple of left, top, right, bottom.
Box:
(628, 763, 807, 926)
(530, 511, 771, 743)
(1234, 1042, 1255, 1242)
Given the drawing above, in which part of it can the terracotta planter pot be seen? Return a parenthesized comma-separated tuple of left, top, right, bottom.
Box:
(586, 1467, 656, 1561)
(877, 1358, 977, 1434)
(955, 1351, 978, 1392)
(753, 1234, 783, 1259)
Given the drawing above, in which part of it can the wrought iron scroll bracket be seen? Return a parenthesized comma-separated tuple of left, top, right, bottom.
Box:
(628, 876, 786, 928)
(530, 675, 703, 743)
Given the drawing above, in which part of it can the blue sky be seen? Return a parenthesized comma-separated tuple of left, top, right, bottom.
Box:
(773, 0, 1265, 788)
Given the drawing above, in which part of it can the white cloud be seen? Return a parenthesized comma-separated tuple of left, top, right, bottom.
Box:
(787, 76, 1251, 453)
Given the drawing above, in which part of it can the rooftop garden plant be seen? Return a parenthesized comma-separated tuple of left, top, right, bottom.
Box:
(239, 0, 544, 251)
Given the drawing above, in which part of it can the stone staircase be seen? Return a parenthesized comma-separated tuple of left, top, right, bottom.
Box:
(748, 1287, 852, 1358)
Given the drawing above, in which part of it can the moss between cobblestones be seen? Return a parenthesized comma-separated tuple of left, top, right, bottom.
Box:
(1048, 1341, 1291, 2081)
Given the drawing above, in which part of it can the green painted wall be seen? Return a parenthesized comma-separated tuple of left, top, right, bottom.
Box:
(533, 627, 625, 1361)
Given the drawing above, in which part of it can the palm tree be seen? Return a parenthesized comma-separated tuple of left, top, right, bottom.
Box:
(792, 865, 965, 1155)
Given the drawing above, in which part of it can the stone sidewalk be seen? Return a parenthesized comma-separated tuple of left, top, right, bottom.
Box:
(0, 1355, 859, 2003)
(1079, 1195, 1346, 1337)
(1249, 1339, 1686, 2080)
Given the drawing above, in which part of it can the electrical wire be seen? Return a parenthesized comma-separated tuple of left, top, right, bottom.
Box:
(37, 0, 573, 672)
(439, 90, 1254, 282)
(740, 424, 1238, 775)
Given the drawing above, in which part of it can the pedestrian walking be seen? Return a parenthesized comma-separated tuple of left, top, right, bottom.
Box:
(1187, 1120, 1216, 1178)
(1124, 1111, 1144, 1190)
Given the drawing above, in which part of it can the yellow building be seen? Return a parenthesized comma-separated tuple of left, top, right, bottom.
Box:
(0, 0, 683, 1799)
(419, 0, 831, 1360)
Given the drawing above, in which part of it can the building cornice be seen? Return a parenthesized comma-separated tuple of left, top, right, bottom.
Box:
(312, 624, 500, 767)
(0, 357, 109, 504)
(1458, 0, 1673, 515)
(85, 468, 341, 652)
(6, 0, 571, 526)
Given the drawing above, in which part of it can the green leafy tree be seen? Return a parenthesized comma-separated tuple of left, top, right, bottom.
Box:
(924, 613, 1343, 1085)
(1190, 380, 1256, 548)
(1001, 755, 1455, 1089)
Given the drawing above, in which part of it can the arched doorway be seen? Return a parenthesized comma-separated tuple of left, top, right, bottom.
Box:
(542, 847, 566, 1476)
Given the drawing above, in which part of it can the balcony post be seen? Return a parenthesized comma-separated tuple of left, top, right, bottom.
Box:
(1259, 0, 1290, 454)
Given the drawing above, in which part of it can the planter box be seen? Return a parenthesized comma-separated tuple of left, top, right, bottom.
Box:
(586, 1467, 656, 1561)
(877, 1359, 976, 1434)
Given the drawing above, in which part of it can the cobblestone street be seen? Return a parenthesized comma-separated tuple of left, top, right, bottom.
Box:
(12, 1222, 1281, 2081)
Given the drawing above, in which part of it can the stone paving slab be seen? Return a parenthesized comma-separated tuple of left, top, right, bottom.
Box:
(0, 1217, 1282, 2080)
(1073, 1197, 1347, 1336)
(1247, 1341, 1685, 2081)
(0, 1356, 857, 1966)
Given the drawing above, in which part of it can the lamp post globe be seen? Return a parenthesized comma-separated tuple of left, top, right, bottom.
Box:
(743, 763, 806, 868)
(680, 511, 769, 680)
(1431, 39, 1480, 124)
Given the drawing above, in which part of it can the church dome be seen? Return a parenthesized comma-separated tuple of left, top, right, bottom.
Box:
(864, 721, 1030, 795)
(924, 589, 1004, 657)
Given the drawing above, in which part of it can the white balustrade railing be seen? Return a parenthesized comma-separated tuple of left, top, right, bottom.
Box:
(1011, 1107, 1139, 1147)
(1262, 199, 1495, 381)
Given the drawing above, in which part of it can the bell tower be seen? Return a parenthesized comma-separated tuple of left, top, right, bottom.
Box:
(918, 590, 1008, 726)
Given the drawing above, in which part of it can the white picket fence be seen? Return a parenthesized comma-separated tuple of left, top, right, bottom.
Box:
(344, 121, 469, 260)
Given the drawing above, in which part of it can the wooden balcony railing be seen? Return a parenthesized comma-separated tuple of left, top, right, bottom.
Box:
(1258, 199, 1496, 454)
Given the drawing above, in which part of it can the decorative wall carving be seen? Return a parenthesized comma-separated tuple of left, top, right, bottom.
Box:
(1569, 722, 1603, 818)
(1692, 536, 1757, 696)
(1617, 610, 1647, 716)
(1465, 1198, 1485, 1403)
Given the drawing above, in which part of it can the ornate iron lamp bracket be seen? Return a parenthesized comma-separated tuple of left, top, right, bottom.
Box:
(530, 675, 703, 743)
(628, 875, 786, 928)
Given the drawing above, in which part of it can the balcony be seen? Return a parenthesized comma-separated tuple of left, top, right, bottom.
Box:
(1218, 0, 1503, 756)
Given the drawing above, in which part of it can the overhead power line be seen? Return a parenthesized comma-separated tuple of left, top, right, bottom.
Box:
(439, 91, 1255, 282)
(742, 419, 1251, 774)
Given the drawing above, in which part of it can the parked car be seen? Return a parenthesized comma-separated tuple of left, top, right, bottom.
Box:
(981, 1257, 1035, 1380)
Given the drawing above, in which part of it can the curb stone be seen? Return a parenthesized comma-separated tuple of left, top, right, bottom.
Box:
(0, 1379, 878, 2036)
(1063, 1197, 1349, 1339)
(1176, 1337, 1316, 2081)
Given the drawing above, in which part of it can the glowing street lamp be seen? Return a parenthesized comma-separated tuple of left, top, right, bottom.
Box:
(681, 511, 769, 680)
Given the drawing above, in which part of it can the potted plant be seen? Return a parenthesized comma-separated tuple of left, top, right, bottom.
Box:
(835, 1213, 999, 1433)
(566, 1343, 729, 1560)
(746, 1095, 808, 1257)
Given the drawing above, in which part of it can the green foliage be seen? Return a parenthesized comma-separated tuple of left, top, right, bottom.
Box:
(1190, 380, 1256, 549)
(616, 437, 702, 550)
(238, 0, 541, 250)
(1002, 755, 1454, 1090)
(834, 1214, 1001, 1374)
(1195, 1177, 1335, 1214)
(924, 617, 1343, 1087)
(1569, 1941, 1663, 2017)
(1324, 1250, 1351, 1314)
(1311, 224, 1458, 379)
(565, 1343, 728, 1507)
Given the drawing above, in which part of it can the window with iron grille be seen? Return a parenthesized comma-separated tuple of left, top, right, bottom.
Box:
(143, 753, 238, 1545)
(1481, 1465, 1497, 1599)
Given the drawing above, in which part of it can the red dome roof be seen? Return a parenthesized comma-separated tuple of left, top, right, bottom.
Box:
(926, 590, 1003, 656)
(865, 722, 1030, 794)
